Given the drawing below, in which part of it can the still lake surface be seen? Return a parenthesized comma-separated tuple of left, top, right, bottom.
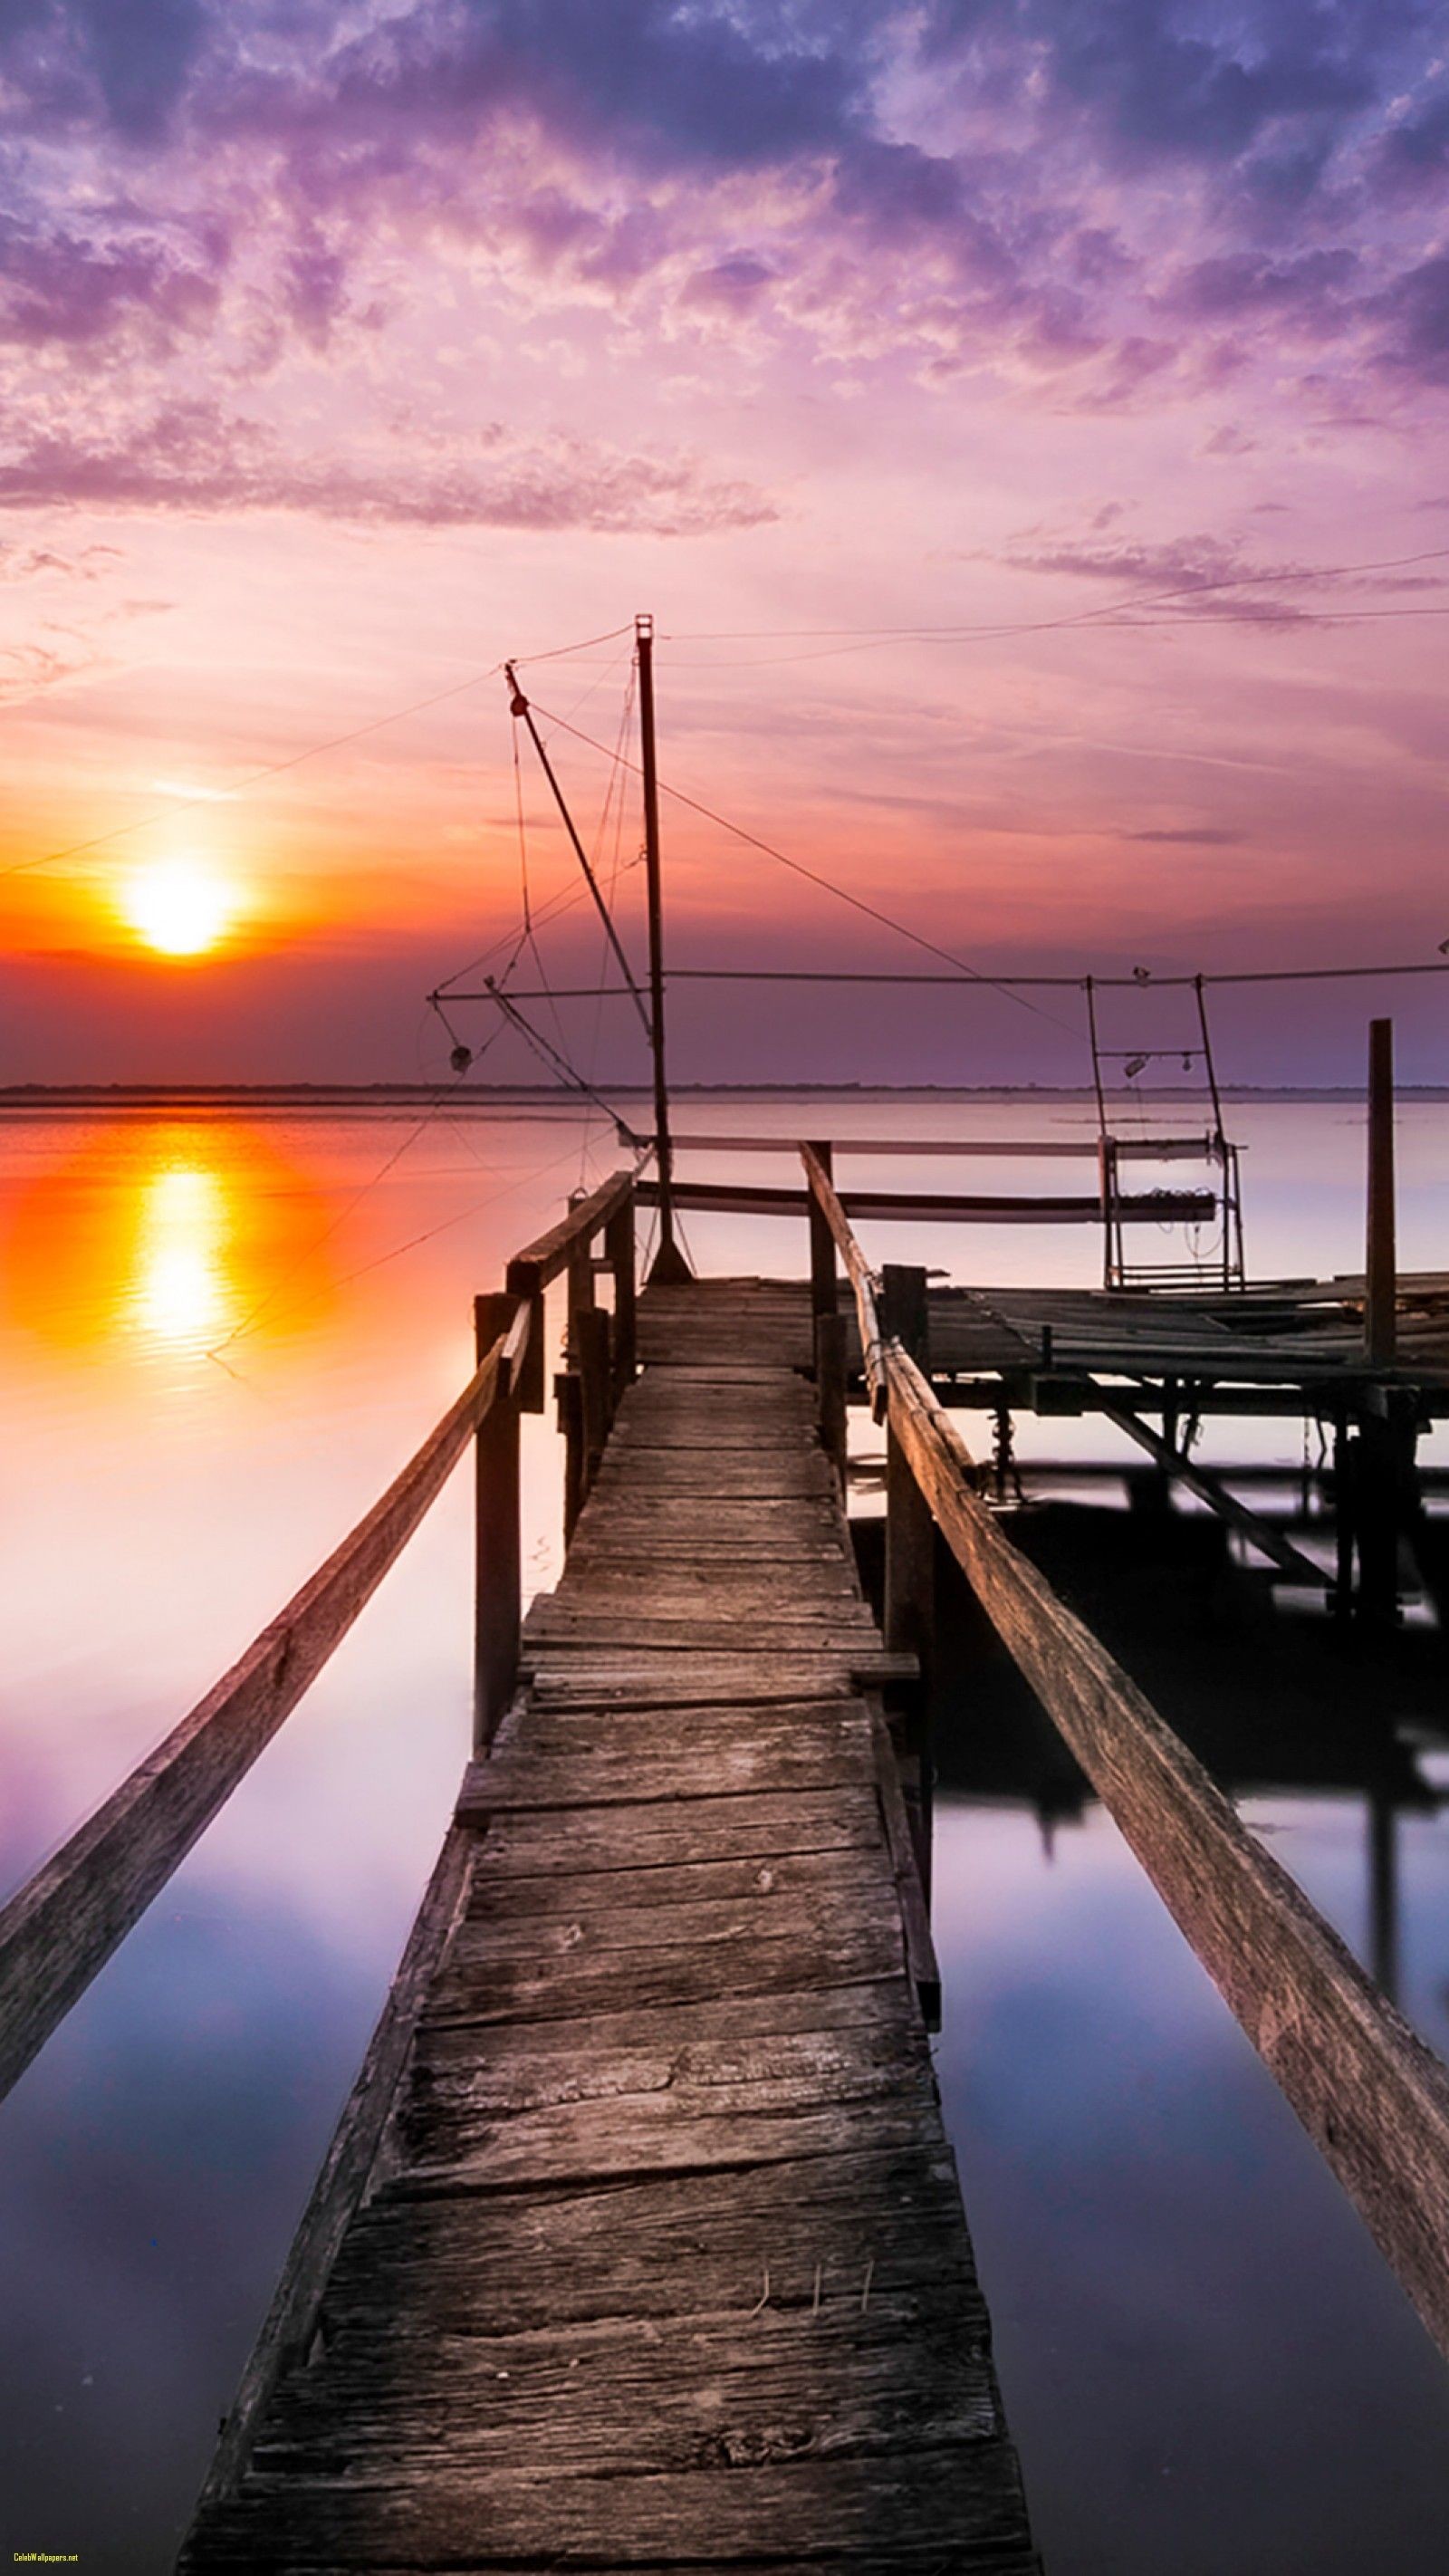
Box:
(2, 1091, 1447, 2571)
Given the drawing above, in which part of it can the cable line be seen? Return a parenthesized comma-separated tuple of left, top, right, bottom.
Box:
(520, 696, 1084, 1037)
(504, 664, 650, 1036)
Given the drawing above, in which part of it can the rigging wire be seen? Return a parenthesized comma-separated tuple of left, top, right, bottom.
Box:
(206, 1067, 475, 1360)
(520, 695, 1085, 1039)
(578, 661, 638, 1187)
(661, 542, 1449, 644)
(0, 619, 638, 890)
(506, 663, 651, 1036)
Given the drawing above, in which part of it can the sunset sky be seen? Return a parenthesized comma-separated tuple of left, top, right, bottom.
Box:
(4, 0, 1449, 1086)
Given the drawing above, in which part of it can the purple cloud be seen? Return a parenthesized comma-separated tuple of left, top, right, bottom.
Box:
(0, 399, 778, 533)
(0, 215, 227, 347)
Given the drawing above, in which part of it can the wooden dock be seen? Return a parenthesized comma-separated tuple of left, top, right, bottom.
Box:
(178, 1273, 1037, 2572)
(7, 1133, 1449, 2571)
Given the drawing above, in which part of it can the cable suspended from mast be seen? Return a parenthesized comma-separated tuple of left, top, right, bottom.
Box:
(504, 662, 651, 1039)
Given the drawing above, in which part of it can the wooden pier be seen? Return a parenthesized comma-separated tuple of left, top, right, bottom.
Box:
(171, 1272, 1035, 2571)
(5, 1125, 1449, 2570)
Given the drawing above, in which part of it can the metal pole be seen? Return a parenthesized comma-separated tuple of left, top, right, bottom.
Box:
(637, 612, 689, 1283)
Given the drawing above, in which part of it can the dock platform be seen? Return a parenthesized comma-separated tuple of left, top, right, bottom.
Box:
(180, 1277, 1037, 2572)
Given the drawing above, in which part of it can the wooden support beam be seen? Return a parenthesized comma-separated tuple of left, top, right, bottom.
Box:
(556, 1370, 585, 1547)
(575, 1305, 613, 1498)
(815, 1307, 848, 1490)
(807, 1137, 837, 1321)
(1100, 1399, 1326, 1587)
(502, 1274, 546, 1412)
(605, 1195, 637, 1396)
(475, 1292, 523, 1751)
(886, 1339, 1449, 2364)
(509, 1167, 638, 1293)
(881, 1267, 935, 1899)
(0, 1341, 506, 2105)
(801, 1143, 886, 1419)
(1367, 1016, 1397, 1368)
(642, 1178, 1217, 1226)
(869, 1706, 941, 2028)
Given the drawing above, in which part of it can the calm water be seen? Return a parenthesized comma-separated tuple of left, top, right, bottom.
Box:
(2, 1093, 1447, 2571)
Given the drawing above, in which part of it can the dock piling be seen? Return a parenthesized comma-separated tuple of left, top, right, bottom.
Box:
(474, 1291, 521, 1751)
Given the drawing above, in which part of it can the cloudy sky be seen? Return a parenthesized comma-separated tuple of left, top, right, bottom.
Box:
(3, 0, 1448, 1082)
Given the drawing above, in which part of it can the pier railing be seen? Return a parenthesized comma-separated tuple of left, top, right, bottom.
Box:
(0, 1166, 642, 2107)
(800, 1141, 1449, 2364)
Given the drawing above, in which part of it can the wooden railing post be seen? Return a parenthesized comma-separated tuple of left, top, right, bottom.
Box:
(807, 1138, 836, 1322)
(557, 1370, 585, 1545)
(1366, 1015, 1396, 1368)
(806, 1141, 847, 1486)
(576, 1305, 613, 1495)
(606, 1190, 637, 1397)
(882, 1263, 934, 1896)
(504, 1256, 545, 1413)
(474, 1292, 521, 1752)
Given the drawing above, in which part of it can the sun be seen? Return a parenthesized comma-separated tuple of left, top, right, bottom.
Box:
(123, 859, 237, 957)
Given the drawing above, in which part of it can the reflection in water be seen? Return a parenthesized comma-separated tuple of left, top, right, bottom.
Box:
(1, 1119, 335, 1369)
(4, 1100, 1449, 2573)
(125, 1160, 235, 1351)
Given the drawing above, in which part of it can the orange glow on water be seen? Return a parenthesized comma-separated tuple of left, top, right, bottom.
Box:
(1, 1121, 336, 1362)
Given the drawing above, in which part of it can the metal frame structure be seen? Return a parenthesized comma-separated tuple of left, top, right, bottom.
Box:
(1086, 973, 1246, 1293)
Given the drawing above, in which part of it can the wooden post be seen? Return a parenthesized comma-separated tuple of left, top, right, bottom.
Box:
(1367, 1016, 1396, 1368)
(474, 1292, 520, 1752)
(1333, 1413, 1356, 1621)
(816, 1308, 848, 1490)
(557, 1370, 585, 1546)
(504, 1256, 545, 1412)
(637, 612, 690, 1285)
(575, 1305, 612, 1496)
(882, 1264, 934, 1897)
(606, 1194, 637, 1396)
(806, 1140, 846, 1482)
(807, 1139, 836, 1322)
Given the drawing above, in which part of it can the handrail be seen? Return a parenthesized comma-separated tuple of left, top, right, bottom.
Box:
(800, 1143, 887, 1419)
(505, 1163, 639, 1294)
(642, 1177, 1217, 1226)
(0, 1325, 515, 2107)
(883, 1335, 1449, 2363)
(0, 1156, 650, 2107)
(657, 1131, 1216, 1162)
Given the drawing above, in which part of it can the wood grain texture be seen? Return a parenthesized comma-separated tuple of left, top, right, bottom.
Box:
(887, 1335, 1449, 2362)
(182, 1290, 1034, 2574)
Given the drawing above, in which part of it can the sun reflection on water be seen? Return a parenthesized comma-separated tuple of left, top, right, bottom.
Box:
(125, 1161, 235, 1350)
(1, 1119, 336, 1374)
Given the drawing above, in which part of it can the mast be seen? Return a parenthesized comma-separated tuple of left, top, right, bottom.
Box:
(636, 612, 690, 1282)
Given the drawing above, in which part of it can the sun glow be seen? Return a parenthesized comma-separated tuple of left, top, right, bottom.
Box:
(123, 859, 237, 956)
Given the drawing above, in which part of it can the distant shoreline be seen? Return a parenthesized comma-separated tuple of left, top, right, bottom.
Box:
(1, 1081, 1445, 1110)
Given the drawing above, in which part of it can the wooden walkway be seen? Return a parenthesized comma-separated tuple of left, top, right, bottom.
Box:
(182, 1277, 1037, 2572)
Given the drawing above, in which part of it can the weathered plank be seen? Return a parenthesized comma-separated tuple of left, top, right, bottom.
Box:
(252, 2294, 999, 2478)
(523, 1650, 918, 1706)
(186, 2451, 1040, 2571)
(887, 1335, 1449, 2363)
(464, 1842, 885, 1919)
(182, 1283, 1032, 2576)
(464, 1786, 883, 1873)
(504, 1166, 637, 1295)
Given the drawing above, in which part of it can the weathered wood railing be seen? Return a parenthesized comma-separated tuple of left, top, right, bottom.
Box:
(800, 1141, 1449, 2364)
(0, 1167, 640, 2109)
